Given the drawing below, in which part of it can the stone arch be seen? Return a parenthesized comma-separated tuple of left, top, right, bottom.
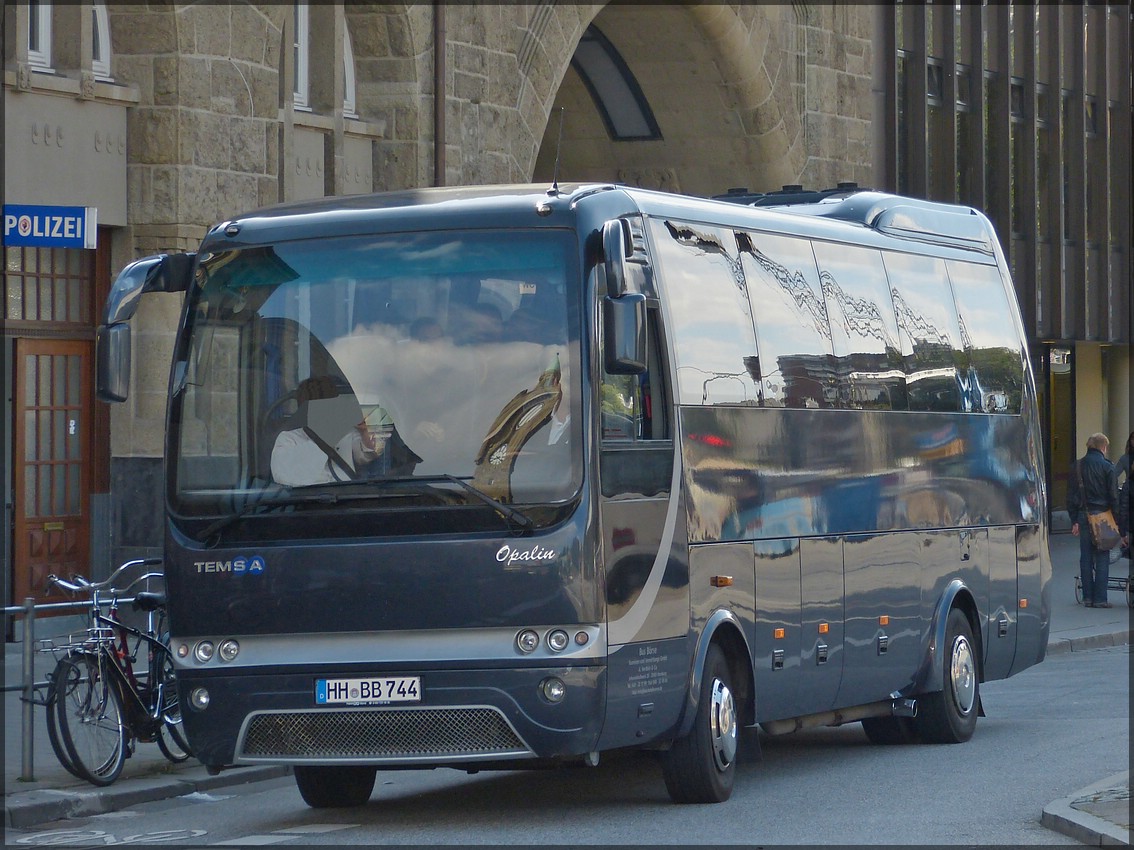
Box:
(529, 3, 809, 197)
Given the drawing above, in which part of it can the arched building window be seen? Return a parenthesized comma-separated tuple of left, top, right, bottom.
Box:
(91, 2, 111, 80)
(292, 3, 356, 116)
(27, 0, 53, 70)
(284, 3, 379, 200)
(17, 1, 115, 82)
(293, 2, 310, 110)
(342, 25, 357, 118)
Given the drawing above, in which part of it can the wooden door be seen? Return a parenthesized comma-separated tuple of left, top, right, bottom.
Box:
(13, 338, 92, 604)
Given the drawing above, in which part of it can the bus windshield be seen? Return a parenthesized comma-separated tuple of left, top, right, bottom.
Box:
(169, 229, 582, 533)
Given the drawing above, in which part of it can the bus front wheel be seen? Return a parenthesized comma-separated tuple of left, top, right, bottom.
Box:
(294, 765, 377, 808)
(661, 644, 737, 803)
(914, 608, 979, 744)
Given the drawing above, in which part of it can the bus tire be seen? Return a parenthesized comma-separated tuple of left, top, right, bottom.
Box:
(914, 608, 979, 744)
(661, 644, 738, 803)
(294, 765, 377, 808)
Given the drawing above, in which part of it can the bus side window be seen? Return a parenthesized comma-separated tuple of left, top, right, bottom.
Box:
(882, 253, 967, 413)
(736, 231, 834, 409)
(601, 308, 669, 442)
(946, 261, 1024, 414)
(812, 242, 906, 411)
(648, 219, 759, 406)
(600, 308, 671, 498)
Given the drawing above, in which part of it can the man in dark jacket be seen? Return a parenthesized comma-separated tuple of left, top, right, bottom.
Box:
(1067, 433, 1120, 607)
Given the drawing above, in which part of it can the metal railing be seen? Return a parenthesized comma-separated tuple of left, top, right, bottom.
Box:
(3, 591, 151, 782)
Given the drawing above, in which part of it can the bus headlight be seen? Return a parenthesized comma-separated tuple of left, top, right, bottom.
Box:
(516, 629, 540, 654)
(547, 629, 569, 652)
(193, 641, 215, 663)
(218, 639, 240, 662)
(540, 677, 566, 703)
(190, 687, 210, 711)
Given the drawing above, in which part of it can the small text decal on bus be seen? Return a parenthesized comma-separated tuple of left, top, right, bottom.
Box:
(195, 556, 266, 575)
(496, 544, 557, 566)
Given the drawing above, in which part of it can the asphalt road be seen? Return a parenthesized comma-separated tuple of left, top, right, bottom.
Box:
(6, 643, 1127, 847)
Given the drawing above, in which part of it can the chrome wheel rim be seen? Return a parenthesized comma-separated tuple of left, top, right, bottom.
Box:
(709, 678, 737, 771)
(949, 635, 976, 716)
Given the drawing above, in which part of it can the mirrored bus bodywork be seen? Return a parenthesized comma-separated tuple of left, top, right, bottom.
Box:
(99, 184, 1050, 807)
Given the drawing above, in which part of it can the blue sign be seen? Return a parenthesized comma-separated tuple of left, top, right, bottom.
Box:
(3, 204, 97, 249)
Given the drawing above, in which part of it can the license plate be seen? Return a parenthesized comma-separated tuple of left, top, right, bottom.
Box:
(315, 675, 421, 705)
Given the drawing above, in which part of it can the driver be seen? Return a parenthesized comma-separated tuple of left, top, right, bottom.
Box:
(270, 377, 419, 485)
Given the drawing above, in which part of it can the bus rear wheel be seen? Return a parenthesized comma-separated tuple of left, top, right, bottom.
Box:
(661, 644, 737, 803)
(294, 765, 377, 808)
(914, 608, 979, 744)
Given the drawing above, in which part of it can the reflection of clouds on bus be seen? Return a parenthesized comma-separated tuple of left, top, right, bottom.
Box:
(327, 330, 564, 477)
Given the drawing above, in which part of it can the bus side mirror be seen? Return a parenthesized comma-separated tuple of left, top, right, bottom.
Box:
(603, 292, 647, 375)
(603, 219, 630, 297)
(601, 218, 645, 374)
(96, 252, 195, 404)
(96, 322, 131, 403)
(103, 252, 194, 325)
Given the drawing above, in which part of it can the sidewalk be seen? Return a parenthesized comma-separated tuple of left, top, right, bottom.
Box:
(2, 623, 289, 829)
(3, 532, 1130, 841)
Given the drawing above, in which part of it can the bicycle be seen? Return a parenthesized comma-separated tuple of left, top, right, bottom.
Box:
(43, 558, 192, 786)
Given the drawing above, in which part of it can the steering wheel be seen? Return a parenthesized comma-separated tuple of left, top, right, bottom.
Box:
(264, 387, 301, 423)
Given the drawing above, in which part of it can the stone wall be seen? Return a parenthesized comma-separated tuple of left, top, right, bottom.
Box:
(89, 1, 876, 470)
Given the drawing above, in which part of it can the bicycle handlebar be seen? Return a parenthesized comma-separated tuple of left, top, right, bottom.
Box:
(47, 557, 163, 597)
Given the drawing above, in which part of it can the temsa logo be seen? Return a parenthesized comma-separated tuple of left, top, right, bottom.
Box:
(194, 556, 265, 575)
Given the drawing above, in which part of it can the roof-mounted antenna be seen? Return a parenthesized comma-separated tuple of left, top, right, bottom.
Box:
(548, 107, 566, 196)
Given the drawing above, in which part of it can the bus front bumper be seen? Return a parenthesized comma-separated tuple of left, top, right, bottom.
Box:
(176, 664, 605, 769)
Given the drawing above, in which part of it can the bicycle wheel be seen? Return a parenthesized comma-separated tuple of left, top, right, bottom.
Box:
(54, 652, 127, 786)
(45, 659, 84, 780)
(154, 651, 192, 762)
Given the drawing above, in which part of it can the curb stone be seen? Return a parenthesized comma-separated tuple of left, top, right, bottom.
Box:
(5, 765, 290, 830)
(1041, 771, 1131, 847)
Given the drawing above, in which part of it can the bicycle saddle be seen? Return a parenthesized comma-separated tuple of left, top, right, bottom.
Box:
(132, 590, 167, 611)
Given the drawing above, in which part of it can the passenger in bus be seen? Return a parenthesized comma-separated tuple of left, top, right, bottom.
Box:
(506, 355, 572, 499)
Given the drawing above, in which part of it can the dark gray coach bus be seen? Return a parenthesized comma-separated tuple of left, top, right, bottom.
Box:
(96, 182, 1050, 807)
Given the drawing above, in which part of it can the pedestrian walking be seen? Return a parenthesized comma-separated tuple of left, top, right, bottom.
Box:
(1067, 433, 1120, 607)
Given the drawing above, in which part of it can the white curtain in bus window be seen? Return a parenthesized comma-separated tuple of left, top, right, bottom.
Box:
(736, 231, 833, 408)
(945, 261, 1024, 413)
(810, 242, 906, 411)
(881, 252, 966, 412)
(649, 219, 758, 406)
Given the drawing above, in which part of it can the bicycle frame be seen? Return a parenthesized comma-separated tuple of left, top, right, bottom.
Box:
(88, 597, 175, 744)
(49, 560, 174, 746)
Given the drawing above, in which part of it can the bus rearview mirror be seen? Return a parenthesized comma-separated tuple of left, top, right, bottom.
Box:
(103, 252, 195, 325)
(603, 219, 630, 297)
(96, 322, 131, 403)
(603, 292, 647, 375)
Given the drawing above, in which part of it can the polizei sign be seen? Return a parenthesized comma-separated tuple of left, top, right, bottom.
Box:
(3, 204, 97, 249)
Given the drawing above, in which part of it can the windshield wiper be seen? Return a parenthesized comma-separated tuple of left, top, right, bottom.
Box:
(197, 475, 533, 545)
(356, 474, 534, 533)
(436, 474, 534, 533)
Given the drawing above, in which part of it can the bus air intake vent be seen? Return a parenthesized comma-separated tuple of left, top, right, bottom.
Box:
(239, 707, 530, 761)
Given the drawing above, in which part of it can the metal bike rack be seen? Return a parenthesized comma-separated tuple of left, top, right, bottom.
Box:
(2, 595, 138, 782)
